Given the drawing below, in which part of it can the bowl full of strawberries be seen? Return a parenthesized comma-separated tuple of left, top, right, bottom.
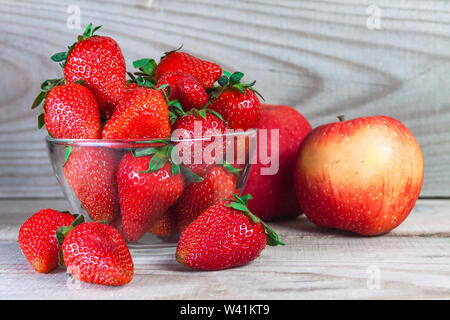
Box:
(35, 24, 263, 253)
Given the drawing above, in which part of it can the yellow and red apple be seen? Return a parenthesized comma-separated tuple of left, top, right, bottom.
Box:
(294, 116, 424, 235)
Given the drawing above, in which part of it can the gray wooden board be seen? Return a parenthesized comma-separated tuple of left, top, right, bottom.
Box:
(0, 0, 450, 198)
(0, 198, 448, 299)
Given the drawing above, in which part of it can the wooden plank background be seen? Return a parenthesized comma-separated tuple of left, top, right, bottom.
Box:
(0, 0, 449, 198)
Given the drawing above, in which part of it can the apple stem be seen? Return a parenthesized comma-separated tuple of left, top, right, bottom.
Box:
(337, 115, 346, 122)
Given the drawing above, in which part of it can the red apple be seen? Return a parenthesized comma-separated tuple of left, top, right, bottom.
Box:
(294, 115, 424, 235)
(243, 104, 312, 220)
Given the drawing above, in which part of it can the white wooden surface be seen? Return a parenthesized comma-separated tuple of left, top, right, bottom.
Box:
(0, 0, 450, 197)
(0, 199, 449, 299)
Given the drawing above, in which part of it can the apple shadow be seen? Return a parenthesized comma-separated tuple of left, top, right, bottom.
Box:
(267, 214, 379, 239)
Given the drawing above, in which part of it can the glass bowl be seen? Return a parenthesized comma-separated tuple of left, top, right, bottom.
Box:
(45, 130, 257, 255)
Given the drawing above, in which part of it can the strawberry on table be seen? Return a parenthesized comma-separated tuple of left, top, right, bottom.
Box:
(116, 152, 184, 242)
(64, 147, 120, 223)
(102, 86, 171, 140)
(155, 49, 222, 89)
(32, 82, 101, 139)
(209, 71, 262, 131)
(156, 71, 209, 111)
(176, 194, 284, 271)
(18, 209, 79, 273)
(51, 24, 127, 119)
(59, 222, 134, 286)
(174, 165, 237, 233)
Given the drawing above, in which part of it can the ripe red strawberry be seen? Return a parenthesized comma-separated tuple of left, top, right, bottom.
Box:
(32, 82, 101, 139)
(60, 222, 134, 286)
(209, 71, 262, 130)
(155, 50, 222, 88)
(64, 147, 120, 223)
(116, 152, 184, 242)
(156, 71, 208, 111)
(52, 24, 127, 119)
(174, 165, 237, 233)
(18, 209, 77, 273)
(171, 110, 229, 176)
(102, 87, 171, 140)
(149, 208, 178, 238)
(176, 194, 284, 270)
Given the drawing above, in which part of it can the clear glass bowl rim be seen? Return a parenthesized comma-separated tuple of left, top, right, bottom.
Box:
(45, 129, 257, 146)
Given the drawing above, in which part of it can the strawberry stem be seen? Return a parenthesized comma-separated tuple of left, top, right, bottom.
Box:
(131, 58, 158, 86)
(210, 70, 264, 101)
(132, 142, 204, 182)
(160, 44, 183, 61)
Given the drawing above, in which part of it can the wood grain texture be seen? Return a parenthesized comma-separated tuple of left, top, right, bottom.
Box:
(0, 0, 449, 197)
(0, 199, 449, 299)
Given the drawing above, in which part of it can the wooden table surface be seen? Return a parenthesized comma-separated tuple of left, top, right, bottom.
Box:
(0, 198, 449, 300)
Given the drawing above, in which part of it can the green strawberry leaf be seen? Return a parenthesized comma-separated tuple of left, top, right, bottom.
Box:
(139, 147, 168, 173)
(157, 83, 171, 94)
(235, 84, 246, 95)
(50, 52, 67, 62)
(169, 101, 184, 117)
(248, 86, 265, 101)
(133, 147, 159, 157)
(230, 72, 244, 85)
(127, 71, 137, 83)
(172, 163, 180, 176)
(133, 58, 152, 69)
(63, 146, 72, 164)
(37, 111, 45, 129)
(58, 249, 65, 266)
(40, 78, 60, 90)
(56, 227, 66, 247)
(222, 69, 232, 78)
(92, 25, 102, 35)
(71, 214, 85, 228)
(223, 161, 242, 175)
(133, 58, 157, 76)
(83, 23, 93, 37)
(73, 79, 85, 86)
(56, 213, 85, 264)
(180, 166, 204, 183)
(225, 201, 252, 214)
(265, 226, 284, 246)
(31, 91, 46, 109)
(218, 75, 229, 87)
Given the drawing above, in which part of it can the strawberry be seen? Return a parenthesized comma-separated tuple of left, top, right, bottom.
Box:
(116, 152, 184, 242)
(174, 165, 237, 233)
(155, 50, 222, 88)
(171, 109, 229, 176)
(64, 147, 120, 223)
(31, 82, 101, 139)
(59, 222, 134, 286)
(156, 71, 208, 111)
(176, 194, 284, 270)
(209, 71, 262, 130)
(149, 208, 178, 238)
(18, 209, 78, 273)
(102, 86, 171, 140)
(51, 24, 127, 119)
